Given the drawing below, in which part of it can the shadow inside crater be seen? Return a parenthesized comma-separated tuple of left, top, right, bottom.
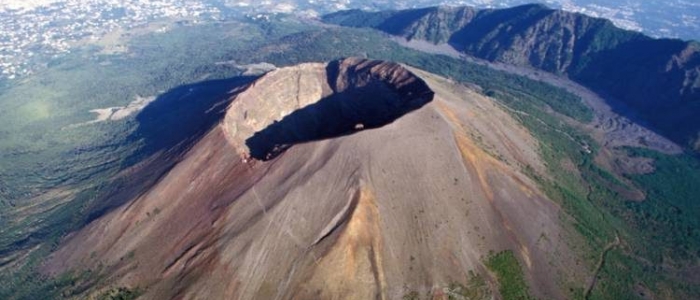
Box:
(245, 61, 434, 160)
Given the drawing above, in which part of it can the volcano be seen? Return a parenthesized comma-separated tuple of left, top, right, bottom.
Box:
(43, 58, 583, 299)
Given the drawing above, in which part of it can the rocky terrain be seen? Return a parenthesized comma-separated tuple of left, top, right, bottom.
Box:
(1, 2, 699, 297)
(324, 4, 700, 150)
(43, 58, 585, 299)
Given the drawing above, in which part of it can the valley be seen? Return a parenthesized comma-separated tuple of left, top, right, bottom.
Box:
(324, 4, 700, 151)
(393, 36, 682, 155)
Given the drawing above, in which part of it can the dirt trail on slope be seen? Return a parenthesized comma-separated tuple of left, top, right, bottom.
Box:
(584, 234, 621, 299)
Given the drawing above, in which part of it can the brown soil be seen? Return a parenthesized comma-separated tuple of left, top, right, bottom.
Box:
(43, 58, 587, 300)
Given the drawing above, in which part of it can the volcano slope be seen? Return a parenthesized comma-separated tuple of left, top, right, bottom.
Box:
(44, 58, 585, 299)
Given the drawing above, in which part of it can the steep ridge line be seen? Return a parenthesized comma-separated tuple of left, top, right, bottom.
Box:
(323, 5, 696, 150)
(390, 37, 682, 155)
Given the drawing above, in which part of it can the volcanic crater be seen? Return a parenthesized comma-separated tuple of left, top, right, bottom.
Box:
(225, 58, 434, 160)
(44, 58, 583, 300)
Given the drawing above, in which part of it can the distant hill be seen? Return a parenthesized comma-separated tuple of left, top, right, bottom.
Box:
(323, 4, 700, 150)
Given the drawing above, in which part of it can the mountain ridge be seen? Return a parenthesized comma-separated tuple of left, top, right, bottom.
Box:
(323, 4, 700, 150)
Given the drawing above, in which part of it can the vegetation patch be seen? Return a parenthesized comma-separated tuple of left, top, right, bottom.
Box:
(401, 271, 491, 300)
(622, 148, 700, 262)
(486, 250, 536, 300)
(96, 287, 141, 300)
(445, 271, 492, 300)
